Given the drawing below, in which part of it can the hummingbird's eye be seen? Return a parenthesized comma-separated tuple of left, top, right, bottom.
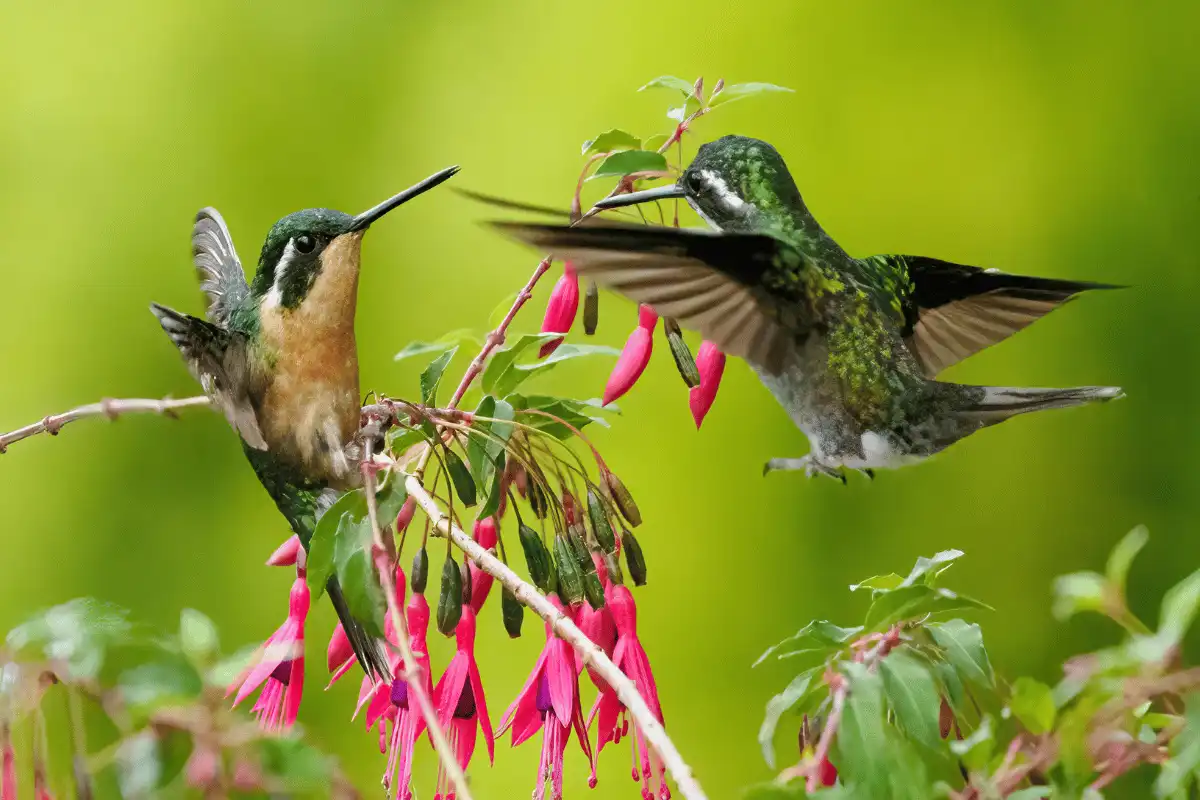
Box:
(684, 171, 705, 194)
(294, 234, 316, 254)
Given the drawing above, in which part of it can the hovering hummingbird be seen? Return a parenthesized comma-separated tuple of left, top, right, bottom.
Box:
(489, 135, 1122, 482)
(151, 166, 459, 676)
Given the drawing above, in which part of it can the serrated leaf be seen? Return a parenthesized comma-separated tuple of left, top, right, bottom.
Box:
(638, 75, 696, 96)
(481, 333, 559, 395)
(395, 330, 477, 361)
(179, 608, 219, 664)
(836, 663, 889, 797)
(900, 549, 965, 588)
(709, 81, 794, 106)
(589, 150, 669, 181)
(420, 346, 458, 404)
(1008, 677, 1056, 735)
(1052, 571, 1108, 621)
(865, 585, 990, 631)
(582, 129, 642, 155)
(1106, 525, 1149, 595)
(929, 620, 994, 690)
(881, 650, 942, 751)
(759, 669, 819, 768)
(445, 449, 477, 507)
(754, 621, 863, 667)
(849, 573, 904, 592)
(949, 716, 994, 772)
(338, 543, 385, 639)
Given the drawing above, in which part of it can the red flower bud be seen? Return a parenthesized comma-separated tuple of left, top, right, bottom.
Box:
(469, 518, 499, 613)
(266, 534, 302, 567)
(395, 497, 416, 534)
(687, 340, 726, 428)
(818, 755, 838, 787)
(539, 263, 580, 358)
(603, 305, 658, 405)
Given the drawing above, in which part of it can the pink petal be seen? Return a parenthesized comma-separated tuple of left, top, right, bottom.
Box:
(432, 654, 469, 730)
(283, 658, 305, 727)
(327, 624, 353, 673)
(603, 326, 654, 405)
(266, 535, 302, 567)
(539, 264, 580, 358)
(232, 622, 295, 706)
(546, 639, 576, 727)
(468, 658, 495, 764)
(497, 648, 548, 737)
(688, 341, 726, 428)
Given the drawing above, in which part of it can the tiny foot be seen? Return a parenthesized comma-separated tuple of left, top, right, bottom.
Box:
(857, 468, 875, 481)
(764, 456, 847, 484)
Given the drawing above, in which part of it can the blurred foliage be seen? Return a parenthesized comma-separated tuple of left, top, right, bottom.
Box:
(3, 2, 1200, 798)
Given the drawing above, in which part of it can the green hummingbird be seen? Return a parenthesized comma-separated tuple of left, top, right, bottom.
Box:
(150, 166, 459, 677)
(490, 135, 1122, 482)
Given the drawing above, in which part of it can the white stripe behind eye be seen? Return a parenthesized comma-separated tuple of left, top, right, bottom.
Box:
(263, 239, 299, 310)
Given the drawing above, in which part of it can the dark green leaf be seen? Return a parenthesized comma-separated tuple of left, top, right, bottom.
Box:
(309, 489, 367, 599)
(1106, 525, 1149, 595)
(1051, 571, 1108, 621)
(437, 555, 464, 635)
(339, 543, 385, 639)
(929, 620, 994, 690)
(518, 524, 553, 592)
(395, 330, 476, 362)
(555, 536, 585, 605)
(419, 346, 458, 404)
(375, 480, 408, 527)
(638, 75, 696, 96)
(622, 530, 647, 586)
(754, 621, 863, 667)
(709, 81, 794, 106)
(865, 585, 991, 631)
(445, 449, 477, 507)
(510, 394, 606, 439)
(590, 150, 669, 181)
(849, 573, 904, 592)
(481, 333, 558, 395)
(179, 608, 219, 665)
(758, 669, 817, 768)
(949, 716, 994, 772)
(502, 587, 524, 638)
(582, 129, 642, 155)
(880, 649, 942, 751)
(489, 341, 620, 398)
(835, 662, 889, 797)
(1009, 677, 1056, 735)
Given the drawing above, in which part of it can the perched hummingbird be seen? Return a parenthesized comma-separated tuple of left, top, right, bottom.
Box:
(490, 135, 1122, 481)
(151, 166, 459, 676)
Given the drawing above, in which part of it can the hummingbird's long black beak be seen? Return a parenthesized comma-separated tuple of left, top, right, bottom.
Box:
(349, 165, 461, 232)
(592, 184, 686, 210)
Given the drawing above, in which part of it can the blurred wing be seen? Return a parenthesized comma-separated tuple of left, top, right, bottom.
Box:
(490, 221, 798, 374)
(193, 207, 250, 328)
(149, 302, 266, 449)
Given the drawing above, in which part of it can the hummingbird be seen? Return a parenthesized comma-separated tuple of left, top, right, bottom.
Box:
(489, 135, 1122, 482)
(150, 166, 459, 677)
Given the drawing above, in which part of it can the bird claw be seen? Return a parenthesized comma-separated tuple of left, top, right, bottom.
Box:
(763, 456, 847, 484)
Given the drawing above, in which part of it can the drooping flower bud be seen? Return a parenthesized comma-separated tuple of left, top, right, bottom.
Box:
(411, 546, 429, 594)
(663, 317, 700, 388)
(583, 279, 600, 335)
(573, 533, 606, 611)
(601, 469, 642, 527)
(621, 530, 647, 586)
(587, 488, 617, 552)
(554, 535, 585, 606)
(327, 624, 353, 673)
(395, 496, 416, 534)
(502, 587, 523, 638)
(266, 535, 302, 567)
(468, 518, 499, 613)
(539, 263, 580, 358)
(688, 340, 726, 429)
(602, 305, 657, 405)
(437, 555, 464, 636)
(519, 524, 553, 592)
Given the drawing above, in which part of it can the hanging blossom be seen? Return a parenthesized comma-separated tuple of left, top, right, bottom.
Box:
(431, 608, 494, 799)
(589, 583, 669, 800)
(266, 534, 302, 567)
(468, 517, 499, 613)
(604, 305, 658, 405)
(498, 594, 596, 799)
(539, 262, 581, 358)
(227, 575, 308, 731)
(687, 340, 726, 428)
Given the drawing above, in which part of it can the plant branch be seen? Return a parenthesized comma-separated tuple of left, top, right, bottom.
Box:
(0, 395, 211, 453)
(403, 473, 708, 800)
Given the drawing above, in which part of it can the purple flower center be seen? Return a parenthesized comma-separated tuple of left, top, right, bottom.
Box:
(453, 682, 476, 719)
(390, 678, 409, 709)
(535, 674, 552, 716)
(270, 660, 293, 685)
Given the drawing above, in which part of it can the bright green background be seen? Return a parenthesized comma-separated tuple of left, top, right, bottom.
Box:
(2, 2, 1198, 797)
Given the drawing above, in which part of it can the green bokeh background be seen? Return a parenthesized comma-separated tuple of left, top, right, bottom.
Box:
(3, 2, 1199, 797)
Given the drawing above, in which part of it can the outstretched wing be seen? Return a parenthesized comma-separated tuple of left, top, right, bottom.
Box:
(869, 254, 1122, 378)
(193, 207, 250, 328)
(489, 221, 801, 375)
(149, 302, 266, 449)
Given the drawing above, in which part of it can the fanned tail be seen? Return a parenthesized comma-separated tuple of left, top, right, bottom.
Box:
(953, 384, 1124, 424)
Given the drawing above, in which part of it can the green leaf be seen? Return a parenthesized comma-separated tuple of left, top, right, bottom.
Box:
(395, 330, 477, 362)
(375, 480, 409, 526)
(638, 75, 697, 96)
(258, 737, 333, 789)
(7, 598, 132, 680)
(468, 395, 515, 518)
(849, 573, 904, 592)
(758, 669, 818, 768)
(643, 133, 669, 152)
(582, 129, 642, 155)
(1052, 571, 1108, 621)
(900, 549, 965, 588)
(1157, 568, 1200, 648)
(865, 585, 990, 631)
(836, 663, 889, 797)
(338, 542, 385, 638)
(179, 608, 219, 665)
(481, 333, 559, 395)
(420, 346, 458, 404)
(119, 657, 204, 720)
(1155, 692, 1200, 797)
(929, 620, 994, 690)
(1008, 677, 1056, 735)
(510, 395, 610, 439)
(445, 449, 477, 507)
(590, 150, 669, 181)
(754, 621, 863, 666)
(949, 716, 994, 772)
(709, 81, 794, 106)
(1106, 525, 1149, 595)
(880, 649, 942, 751)
(306, 514, 340, 601)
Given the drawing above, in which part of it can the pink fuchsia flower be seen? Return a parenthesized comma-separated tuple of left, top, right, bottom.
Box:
(265, 534, 302, 567)
(539, 262, 580, 358)
(575, 554, 616, 693)
(687, 341, 726, 429)
(589, 584, 669, 800)
(468, 517, 499, 613)
(431, 608, 494, 797)
(374, 592, 436, 800)
(498, 594, 596, 799)
(603, 305, 658, 405)
(227, 576, 309, 731)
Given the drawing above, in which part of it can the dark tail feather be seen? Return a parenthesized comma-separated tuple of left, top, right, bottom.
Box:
(954, 384, 1124, 424)
(326, 577, 391, 680)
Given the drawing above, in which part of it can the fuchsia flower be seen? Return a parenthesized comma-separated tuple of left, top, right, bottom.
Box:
(468, 517, 499, 613)
(431, 608, 494, 798)
(498, 594, 596, 799)
(539, 262, 580, 358)
(266, 534, 302, 567)
(575, 554, 617, 692)
(375, 592, 435, 800)
(227, 576, 309, 731)
(604, 305, 658, 405)
(589, 584, 669, 800)
(687, 341, 726, 429)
